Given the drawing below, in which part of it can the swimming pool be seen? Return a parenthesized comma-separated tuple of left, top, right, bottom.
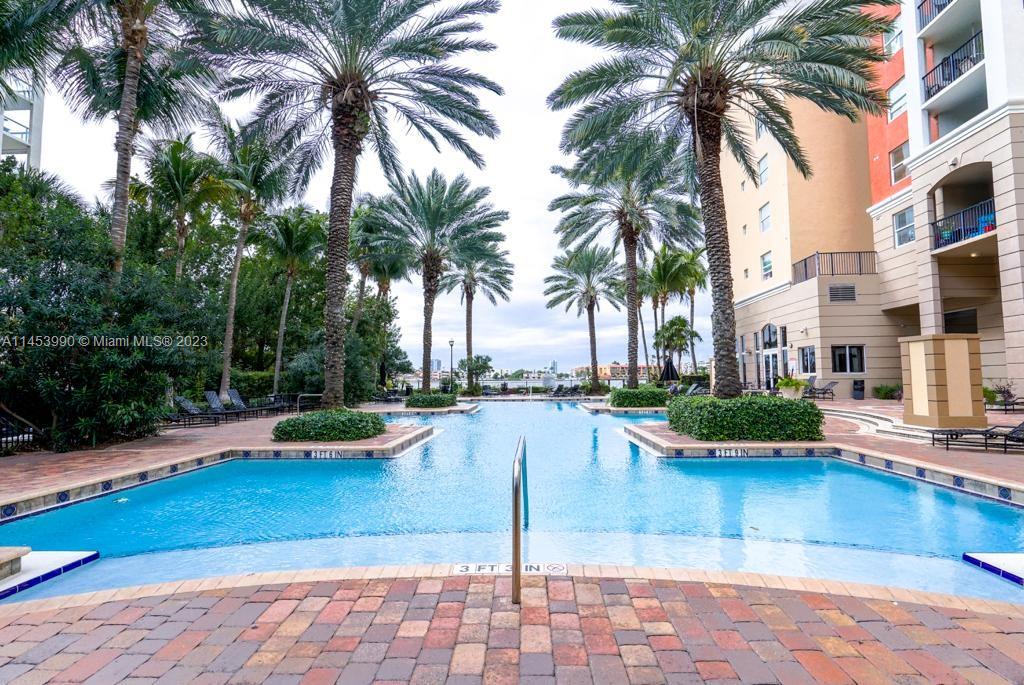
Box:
(3, 402, 1022, 600)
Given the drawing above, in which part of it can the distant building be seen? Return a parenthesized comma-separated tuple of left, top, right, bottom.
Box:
(1, 73, 43, 168)
(550, 361, 558, 373)
(572, 364, 656, 381)
(430, 359, 442, 372)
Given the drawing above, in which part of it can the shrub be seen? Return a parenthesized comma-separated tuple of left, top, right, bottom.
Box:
(582, 381, 609, 395)
(667, 395, 824, 441)
(872, 383, 902, 400)
(231, 370, 276, 400)
(405, 392, 457, 408)
(272, 409, 386, 442)
(609, 385, 669, 407)
(983, 386, 998, 405)
(775, 376, 808, 390)
(461, 383, 483, 397)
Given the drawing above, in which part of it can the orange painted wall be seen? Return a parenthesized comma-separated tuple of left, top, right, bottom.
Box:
(866, 5, 912, 204)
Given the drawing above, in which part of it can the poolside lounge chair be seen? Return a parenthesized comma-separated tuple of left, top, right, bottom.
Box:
(174, 396, 232, 424)
(228, 389, 288, 416)
(204, 391, 260, 420)
(683, 383, 699, 396)
(162, 412, 221, 429)
(800, 376, 818, 398)
(931, 420, 1024, 452)
(806, 381, 837, 400)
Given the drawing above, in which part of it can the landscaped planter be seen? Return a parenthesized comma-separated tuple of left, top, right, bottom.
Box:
(779, 387, 803, 400)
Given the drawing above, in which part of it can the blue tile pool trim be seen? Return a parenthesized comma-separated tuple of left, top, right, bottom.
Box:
(0, 552, 100, 601)
(963, 553, 1024, 587)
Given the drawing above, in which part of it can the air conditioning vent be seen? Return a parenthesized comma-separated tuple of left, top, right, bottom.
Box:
(828, 284, 857, 303)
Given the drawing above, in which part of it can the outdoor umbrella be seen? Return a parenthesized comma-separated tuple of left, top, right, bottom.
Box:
(660, 357, 680, 383)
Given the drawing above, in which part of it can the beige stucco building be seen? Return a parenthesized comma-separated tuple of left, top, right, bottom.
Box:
(724, 0, 1024, 400)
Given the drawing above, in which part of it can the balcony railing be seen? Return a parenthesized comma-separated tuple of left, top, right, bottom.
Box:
(922, 32, 984, 102)
(2, 116, 30, 143)
(932, 198, 995, 249)
(917, 0, 953, 30)
(792, 251, 877, 284)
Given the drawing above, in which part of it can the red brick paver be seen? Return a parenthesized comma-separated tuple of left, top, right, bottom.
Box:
(1, 575, 1022, 684)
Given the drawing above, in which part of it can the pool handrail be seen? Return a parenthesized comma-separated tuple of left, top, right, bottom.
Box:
(512, 435, 529, 604)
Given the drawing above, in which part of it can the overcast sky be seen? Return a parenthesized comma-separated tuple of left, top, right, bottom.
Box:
(38, 0, 712, 373)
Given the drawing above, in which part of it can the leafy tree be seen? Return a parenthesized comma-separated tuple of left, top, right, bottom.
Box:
(676, 248, 708, 373)
(543, 246, 623, 394)
(0, 0, 64, 97)
(457, 354, 494, 390)
(441, 249, 513, 389)
(204, 0, 503, 408)
(549, 0, 893, 395)
(655, 315, 700, 372)
(549, 133, 699, 388)
(366, 171, 508, 391)
(204, 106, 293, 400)
(648, 246, 685, 367)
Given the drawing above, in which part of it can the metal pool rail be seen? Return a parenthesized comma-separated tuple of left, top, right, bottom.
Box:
(512, 435, 529, 604)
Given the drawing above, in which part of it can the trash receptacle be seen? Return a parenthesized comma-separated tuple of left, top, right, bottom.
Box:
(852, 379, 865, 400)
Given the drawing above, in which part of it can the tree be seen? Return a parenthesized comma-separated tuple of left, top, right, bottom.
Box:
(549, 134, 699, 388)
(139, 135, 227, 281)
(204, 0, 503, 408)
(54, 0, 216, 275)
(676, 248, 708, 372)
(0, 0, 66, 97)
(457, 355, 494, 386)
(655, 316, 701, 371)
(205, 106, 292, 401)
(366, 171, 508, 392)
(441, 249, 513, 390)
(259, 207, 326, 396)
(549, 0, 893, 396)
(543, 246, 623, 394)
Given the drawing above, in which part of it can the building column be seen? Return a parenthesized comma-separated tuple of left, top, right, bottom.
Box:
(900, 334, 986, 428)
(995, 154, 1024, 386)
(915, 187, 944, 333)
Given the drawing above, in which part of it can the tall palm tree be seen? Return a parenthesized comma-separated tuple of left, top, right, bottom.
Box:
(205, 107, 292, 401)
(649, 246, 687, 363)
(440, 249, 513, 390)
(655, 315, 700, 372)
(260, 206, 326, 396)
(677, 248, 708, 372)
(204, 0, 502, 409)
(0, 0, 66, 97)
(544, 246, 623, 393)
(347, 204, 376, 336)
(366, 171, 508, 392)
(549, 135, 699, 388)
(140, 134, 226, 280)
(549, 0, 893, 396)
(55, 0, 216, 275)
(636, 265, 653, 380)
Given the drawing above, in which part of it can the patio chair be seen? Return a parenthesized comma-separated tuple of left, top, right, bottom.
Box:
(807, 381, 837, 400)
(930, 419, 1024, 452)
(801, 376, 818, 398)
(987, 422, 1024, 453)
(228, 389, 287, 416)
(174, 396, 231, 424)
(204, 391, 260, 420)
(162, 412, 221, 429)
(683, 383, 700, 396)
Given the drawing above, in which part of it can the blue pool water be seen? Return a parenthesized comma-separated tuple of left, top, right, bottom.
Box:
(2, 402, 1022, 600)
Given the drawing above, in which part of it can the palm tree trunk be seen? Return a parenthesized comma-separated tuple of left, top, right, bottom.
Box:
(322, 104, 365, 408)
(109, 12, 146, 276)
(693, 112, 741, 398)
(174, 217, 187, 281)
(348, 270, 369, 336)
(587, 301, 599, 394)
(622, 228, 640, 389)
(465, 288, 474, 390)
(638, 303, 650, 382)
(272, 272, 294, 396)
(652, 301, 660, 370)
(689, 288, 698, 373)
(219, 218, 250, 401)
(421, 268, 439, 392)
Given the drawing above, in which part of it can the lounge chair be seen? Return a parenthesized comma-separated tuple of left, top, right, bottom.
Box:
(228, 389, 288, 416)
(806, 381, 837, 400)
(204, 391, 260, 420)
(162, 412, 221, 429)
(174, 396, 231, 424)
(931, 420, 1024, 452)
(801, 376, 818, 398)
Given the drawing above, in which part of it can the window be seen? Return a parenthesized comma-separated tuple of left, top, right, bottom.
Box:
(740, 335, 746, 352)
(887, 79, 907, 120)
(831, 345, 866, 373)
(944, 308, 978, 334)
(799, 346, 817, 374)
(760, 252, 773, 280)
(754, 118, 767, 139)
(893, 207, 915, 247)
(757, 155, 768, 185)
(780, 326, 787, 347)
(889, 141, 910, 184)
(762, 324, 778, 348)
(758, 203, 771, 232)
(883, 26, 903, 56)
(754, 332, 760, 351)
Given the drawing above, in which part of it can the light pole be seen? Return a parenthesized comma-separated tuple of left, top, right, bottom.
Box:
(449, 339, 455, 391)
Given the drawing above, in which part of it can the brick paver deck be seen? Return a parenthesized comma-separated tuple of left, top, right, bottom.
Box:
(0, 573, 1022, 684)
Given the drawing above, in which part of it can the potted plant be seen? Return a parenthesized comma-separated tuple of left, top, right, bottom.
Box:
(776, 375, 809, 400)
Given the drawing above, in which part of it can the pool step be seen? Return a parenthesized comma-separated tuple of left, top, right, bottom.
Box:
(963, 553, 1024, 587)
(821, 408, 933, 442)
(0, 550, 99, 601)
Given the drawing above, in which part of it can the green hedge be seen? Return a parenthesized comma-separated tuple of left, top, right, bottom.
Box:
(872, 383, 902, 400)
(609, 385, 669, 407)
(405, 392, 457, 408)
(667, 395, 824, 441)
(231, 370, 277, 400)
(272, 410, 386, 442)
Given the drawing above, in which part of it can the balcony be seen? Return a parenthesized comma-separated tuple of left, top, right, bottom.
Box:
(2, 116, 30, 143)
(792, 252, 877, 284)
(932, 198, 995, 249)
(923, 32, 983, 103)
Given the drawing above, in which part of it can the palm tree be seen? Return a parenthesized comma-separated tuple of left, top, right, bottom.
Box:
(549, 0, 893, 396)
(55, 0, 216, 275)
(636, 265, 653, 380)
(204, 0, 502, 409)
(140, 134, 226, 280)
(205, 107, 292, 401)
(648, 246, 686, 365)
(0, 0, 66, 97)
(677, 248, 708, 373)
(544, 246, 623, 392)
(655, 315, 701, 372)
(549, 136, 699, 388)
(366, 171, 508, 392)
(260, 207, 326, 396)
(440, 249, 513, 390)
